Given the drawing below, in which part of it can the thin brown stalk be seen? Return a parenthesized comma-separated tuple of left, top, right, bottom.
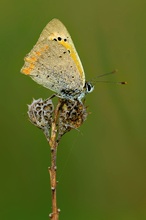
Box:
(48, 100, 61, 220)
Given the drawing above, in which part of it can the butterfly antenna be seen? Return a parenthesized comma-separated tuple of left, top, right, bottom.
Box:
(96, 69, 118, 78)
(90, 69, 127, 85)
(96, 80, 128, 85)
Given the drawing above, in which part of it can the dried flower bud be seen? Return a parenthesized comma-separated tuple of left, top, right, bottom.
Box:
(27, 98, 54, 140)
(58, 99, 88, 141)
(27, 97, 88, 142)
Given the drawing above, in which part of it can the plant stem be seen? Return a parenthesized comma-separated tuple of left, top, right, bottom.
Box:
(48, 100, 61, 220)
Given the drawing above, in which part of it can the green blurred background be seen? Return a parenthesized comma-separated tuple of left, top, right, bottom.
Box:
(1, 0, 146, 219)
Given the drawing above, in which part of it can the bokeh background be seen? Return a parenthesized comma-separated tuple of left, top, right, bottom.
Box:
(1, 0, 146, 219)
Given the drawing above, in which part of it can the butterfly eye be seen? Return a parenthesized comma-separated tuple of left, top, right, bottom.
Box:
(85, 82, 94, 94)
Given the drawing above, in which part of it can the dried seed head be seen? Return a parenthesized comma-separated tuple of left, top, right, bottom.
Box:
(58, 99, 88, 141)
(27, 98, 54, 139)
(27, 97, 88, 142)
